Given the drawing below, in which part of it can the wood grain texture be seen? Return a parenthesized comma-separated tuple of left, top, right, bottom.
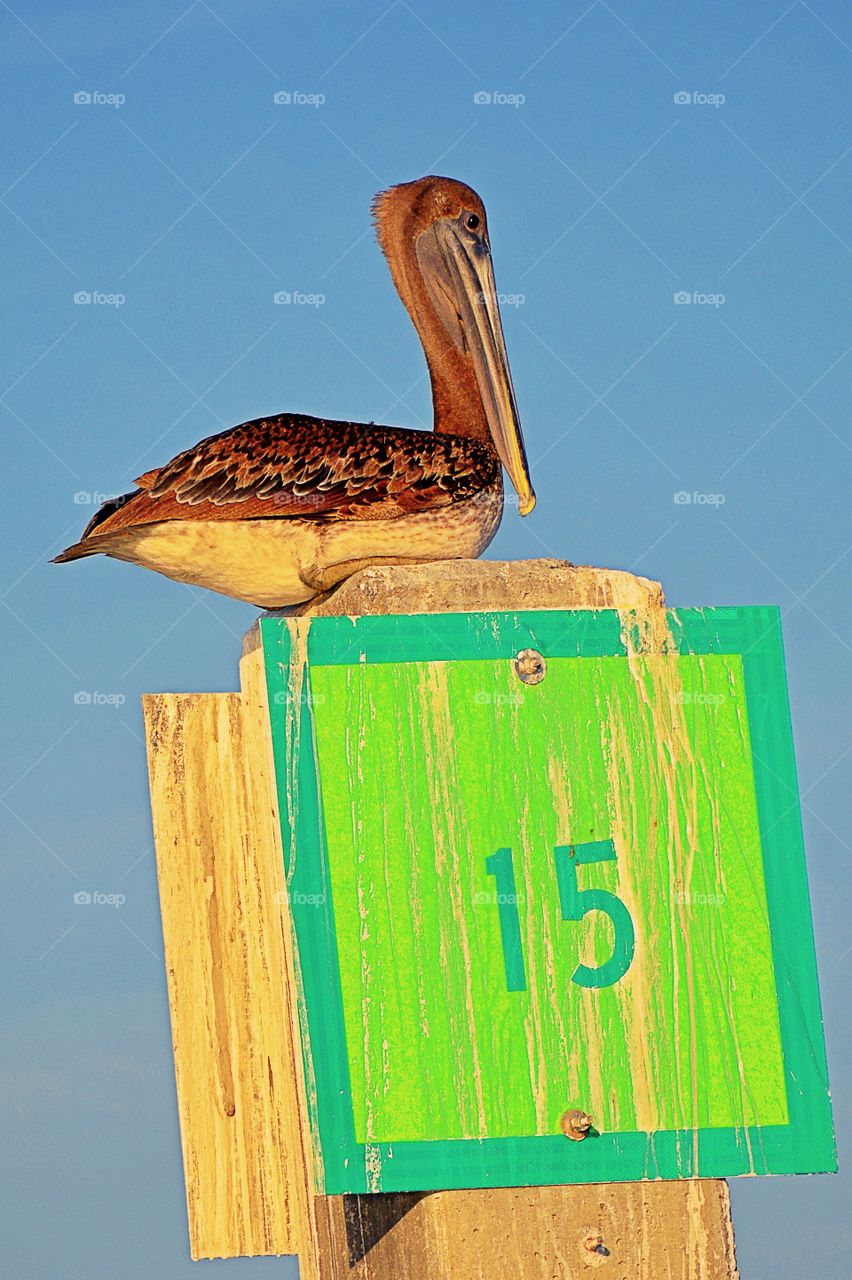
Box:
(312, 1180, 738, 1279)
(279, 557, 665, 619)
(142, 692, 313, 1262)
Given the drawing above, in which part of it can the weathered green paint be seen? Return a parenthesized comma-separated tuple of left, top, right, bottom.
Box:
(310, 650, 786, 1145)
(260, 607, 835, 1194)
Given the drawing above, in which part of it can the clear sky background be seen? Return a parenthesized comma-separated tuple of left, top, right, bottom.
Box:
(1, 2, 849, 1276)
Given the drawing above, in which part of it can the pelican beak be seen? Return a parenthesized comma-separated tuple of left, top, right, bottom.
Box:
(416, 219, 536, 515)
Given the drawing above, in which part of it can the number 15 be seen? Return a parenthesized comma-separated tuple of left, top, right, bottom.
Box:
(485, 840, 635, 992)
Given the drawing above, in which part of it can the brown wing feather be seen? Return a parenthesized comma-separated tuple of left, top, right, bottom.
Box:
(55, 414, 498, 558)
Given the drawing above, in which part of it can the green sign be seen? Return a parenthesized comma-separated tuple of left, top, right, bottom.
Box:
(261, 606, 834, 1194)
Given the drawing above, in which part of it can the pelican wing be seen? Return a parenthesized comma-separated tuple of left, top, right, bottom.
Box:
(54, 414, 497, 560)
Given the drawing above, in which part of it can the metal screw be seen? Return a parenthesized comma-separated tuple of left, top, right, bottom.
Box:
(561, 1108, 593, 1140)
(514, 648, 546, 685)
(582, 1232, 608, 1256)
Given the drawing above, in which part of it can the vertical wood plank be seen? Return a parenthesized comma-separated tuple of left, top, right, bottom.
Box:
(252, 559, 740, 1279)
(239, 650, 325, 1280)
(143, 692, 313, 1262)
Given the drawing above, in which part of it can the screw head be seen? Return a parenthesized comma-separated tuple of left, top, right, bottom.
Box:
(561, 1108, 593, 1140)
(514, 648, 546, 685)
(582, 1232, 607, 1255)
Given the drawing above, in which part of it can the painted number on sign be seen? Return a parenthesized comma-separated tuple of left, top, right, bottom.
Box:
(487, 839, 635, 992)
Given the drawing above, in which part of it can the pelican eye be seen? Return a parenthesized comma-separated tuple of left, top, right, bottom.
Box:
(464, 212, 480, 232)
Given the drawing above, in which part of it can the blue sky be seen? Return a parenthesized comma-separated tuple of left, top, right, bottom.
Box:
(1, 1, 849, 1275)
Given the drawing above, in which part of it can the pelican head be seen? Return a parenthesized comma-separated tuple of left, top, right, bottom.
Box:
(373, 175, 535, 515)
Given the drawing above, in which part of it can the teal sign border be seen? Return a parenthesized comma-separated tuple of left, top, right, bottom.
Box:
(261, 606, 835, 1194)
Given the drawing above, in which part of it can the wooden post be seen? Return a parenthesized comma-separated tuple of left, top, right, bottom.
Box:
(144, 559, 740, 1278)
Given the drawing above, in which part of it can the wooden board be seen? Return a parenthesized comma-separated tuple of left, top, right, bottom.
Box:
(142, 692, 314, 1261)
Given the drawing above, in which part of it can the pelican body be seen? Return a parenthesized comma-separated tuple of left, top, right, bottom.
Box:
(55, 177, 535, 607)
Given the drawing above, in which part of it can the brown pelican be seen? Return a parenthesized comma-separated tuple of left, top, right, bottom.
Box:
(54, 176, 535, 607)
